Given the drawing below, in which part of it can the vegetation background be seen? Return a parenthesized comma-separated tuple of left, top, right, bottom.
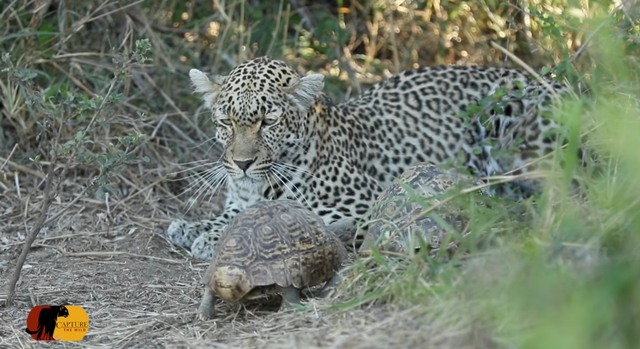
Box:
(0, 0, 639, 348)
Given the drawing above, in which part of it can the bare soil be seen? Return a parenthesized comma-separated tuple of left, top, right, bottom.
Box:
(0, 169, 490, 349)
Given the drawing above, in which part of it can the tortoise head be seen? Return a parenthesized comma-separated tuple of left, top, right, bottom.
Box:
(212, 265, 253, 302)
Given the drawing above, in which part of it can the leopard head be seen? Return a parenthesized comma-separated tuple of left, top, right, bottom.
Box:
(189, 56, 324, 191)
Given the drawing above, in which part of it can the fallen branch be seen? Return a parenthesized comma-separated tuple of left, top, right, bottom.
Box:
(5, 164, 56, 306)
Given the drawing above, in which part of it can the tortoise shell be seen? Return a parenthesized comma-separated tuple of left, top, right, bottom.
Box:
(358, 162, 492, 257)
(201, 199, 347, 303)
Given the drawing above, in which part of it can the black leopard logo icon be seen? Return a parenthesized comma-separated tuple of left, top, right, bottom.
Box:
(25, 305, 70, 340)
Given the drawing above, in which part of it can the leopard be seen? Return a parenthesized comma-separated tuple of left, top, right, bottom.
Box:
(167, 56, 576, 260)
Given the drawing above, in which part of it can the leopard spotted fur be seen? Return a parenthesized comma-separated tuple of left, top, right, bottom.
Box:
(167, 56, 574, 260)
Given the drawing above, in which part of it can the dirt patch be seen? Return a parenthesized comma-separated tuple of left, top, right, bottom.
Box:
(0, 175, 491, 349)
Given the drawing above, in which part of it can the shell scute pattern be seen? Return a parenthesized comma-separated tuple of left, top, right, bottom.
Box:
(358, 162, 492, 257)
(168, 56, 577, 260)
(200, 200, 347, 309)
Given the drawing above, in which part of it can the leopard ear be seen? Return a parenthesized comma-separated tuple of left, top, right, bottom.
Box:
(284, 73, 325, 111)
(189, 69, 225, 108)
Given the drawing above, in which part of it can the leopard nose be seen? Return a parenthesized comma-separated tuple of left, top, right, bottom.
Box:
(234, 158, 255, 171)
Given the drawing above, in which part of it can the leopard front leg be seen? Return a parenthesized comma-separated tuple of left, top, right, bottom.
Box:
(166, 201, 242, 260)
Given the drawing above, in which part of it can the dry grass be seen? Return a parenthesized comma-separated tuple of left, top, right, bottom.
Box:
(0, 183, 491, 348)
(1, 0, 639, 348)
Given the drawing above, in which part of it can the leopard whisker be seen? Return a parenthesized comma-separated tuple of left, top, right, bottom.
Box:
(264, 172, 279, 200)
(187, 171, 227, 211)
(274, 162, 327, 185)
(177, 158, 219, 165)
(202, 172, 228, 204)
(269, 166, 311, 209)
(272, 162, 321, 192)
(268, 169, 289, 199)
(181, 163, 227, 199)
(170, 161, 222, 176)
(276, 166, 312, 209)
(197, 166, 228, 199)
(179, 167, 227, 215)
(188, 133, 222, 152)
(180, 167, 218, 196)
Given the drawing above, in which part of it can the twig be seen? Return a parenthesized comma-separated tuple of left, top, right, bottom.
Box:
(489, 41, 561, 100)
(287, 0, 316, 33)
(6, 164, 56, 305)
(64, 251, 184, 264)
(141, 72, 210, 141)
(567, 0, 630, 64)
(0, 156, 46, 179)
(42, 191, 86, 226)
(5, 47, 124, 303)
(0, 144, 18, 172)
(5, 230, 117, 247)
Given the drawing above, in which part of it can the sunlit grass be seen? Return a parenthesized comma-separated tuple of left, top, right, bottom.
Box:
(340, 10, 640, 348)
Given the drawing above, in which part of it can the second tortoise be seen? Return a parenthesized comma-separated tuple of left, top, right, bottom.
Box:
(358, 162, 492, 258)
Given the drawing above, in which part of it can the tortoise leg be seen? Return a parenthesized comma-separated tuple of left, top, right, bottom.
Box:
(317, 273, 342, 298)
(197, 286, 217, 321)
(277, 286, 306, 311)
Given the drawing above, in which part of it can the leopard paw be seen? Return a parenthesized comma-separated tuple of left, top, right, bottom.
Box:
(167, 219, 213, 249)
(191, 230, 223, 261)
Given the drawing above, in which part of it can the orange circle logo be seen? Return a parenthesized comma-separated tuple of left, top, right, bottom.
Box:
(25, 305, 89, 341)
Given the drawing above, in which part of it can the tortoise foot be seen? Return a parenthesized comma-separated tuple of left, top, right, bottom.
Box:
(278, 286, 307, 311)
(317, 273, 342, 298)
(197, 287, 217, 321)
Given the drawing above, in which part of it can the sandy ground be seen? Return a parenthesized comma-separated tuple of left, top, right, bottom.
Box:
(0, 170, 493, 349)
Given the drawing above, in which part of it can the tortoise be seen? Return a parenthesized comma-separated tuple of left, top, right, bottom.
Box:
(197, 199, 350, 320)
(357, 162, 492, 258)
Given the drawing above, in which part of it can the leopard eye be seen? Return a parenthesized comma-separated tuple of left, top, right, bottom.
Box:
(262, 117, 279, 127)
(218, 118, 232, 127)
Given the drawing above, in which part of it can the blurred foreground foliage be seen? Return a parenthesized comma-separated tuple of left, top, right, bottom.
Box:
(1, 0, 640, 348)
